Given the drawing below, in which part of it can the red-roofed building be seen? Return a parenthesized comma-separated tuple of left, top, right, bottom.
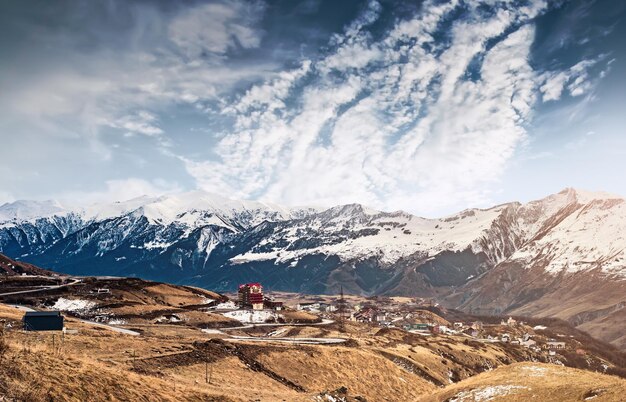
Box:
(238, 283, 264, 310)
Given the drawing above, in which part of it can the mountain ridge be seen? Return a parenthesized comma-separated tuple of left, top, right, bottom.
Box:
(1, 187, 624, 348)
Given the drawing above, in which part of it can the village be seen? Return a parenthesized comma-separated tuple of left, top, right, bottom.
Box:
(5, 273, 577, 362)
(221, 283, 573, 359)
(2, 273, 623, 401)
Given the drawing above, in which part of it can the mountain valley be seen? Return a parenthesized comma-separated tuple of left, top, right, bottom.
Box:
(1, 188, 624, 349)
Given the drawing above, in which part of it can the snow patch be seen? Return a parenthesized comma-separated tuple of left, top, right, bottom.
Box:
(519, 365, 549, 377)
(108, 318, 127, 325)
(222, 310, 280, 323)
(52, 297, 96, 313)
(212, 301, 238, 310)
(450, 385, 529, 402)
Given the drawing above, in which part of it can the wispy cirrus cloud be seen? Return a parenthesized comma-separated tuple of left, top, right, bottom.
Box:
(1, 0, 271, 155)
(0, 0, 619, 213)
(183, 0, 607, 215)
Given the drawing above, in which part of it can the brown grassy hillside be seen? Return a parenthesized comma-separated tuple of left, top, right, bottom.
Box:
(419, 362, 626, 402)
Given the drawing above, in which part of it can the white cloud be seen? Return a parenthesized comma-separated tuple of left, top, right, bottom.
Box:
(540, 58, 603, 102)
(57, 178, 181, 206)
(183, 0, 568, 215)
(0, 0, 270, 161)
(107, 111, 164, 137)
(1, 0, 613, 215)
(168, 1, 264, 58)
(0, 192, 14, 206)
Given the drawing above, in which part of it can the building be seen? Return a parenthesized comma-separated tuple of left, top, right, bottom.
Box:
(22, 311, 64, 331)
(263, 298, 283, 310)
(403, 323, 430, 332)
(471, 321, 484, 330)
(296, 302, 321, 312)
(352, 308, 378, 323)
(238, 283, 264, 310)
(544, 340, 566, 350)
(520, 338, 536, 348)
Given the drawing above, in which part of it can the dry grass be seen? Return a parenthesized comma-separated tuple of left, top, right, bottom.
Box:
(164, 357, 306, 401)
(142, 284, 219, 306)
(0, 333, 235, 401)
(419, 362, 626, 402)
(1, 287, 624, 402)
(280, 310, 320, 323)
(255, 345, 436, 401)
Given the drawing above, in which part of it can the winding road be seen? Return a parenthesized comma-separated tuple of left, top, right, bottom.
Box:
(2, 279, 342, 342)
(219, 318, 336, 331)
(2, 278, 140, 336)
(202, 318, 348, 344)
(0, 277, 82, 297)
(226, 335, 346, 344)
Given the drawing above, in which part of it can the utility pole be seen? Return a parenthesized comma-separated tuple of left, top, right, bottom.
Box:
(205, 348, 208, 384)
(337, 285, 346, 332)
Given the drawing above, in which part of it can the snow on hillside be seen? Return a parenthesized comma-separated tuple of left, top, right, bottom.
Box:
(228, 188, 626, 279)
(230, 203, 512, 265)
(0, 190, 320, 234)
(0, 200, 67, 222)
(131, 190, 316, 227)
(1, 187, 625, 280)
(510, 190, 626, 278)
(449, 385, 529, 402)
(222, 309, 280, 323)
(52, 297, 96, 312)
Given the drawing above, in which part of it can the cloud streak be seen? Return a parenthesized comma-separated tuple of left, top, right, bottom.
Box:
(0, 0, 617, 213)
(184, 0, 604, 214)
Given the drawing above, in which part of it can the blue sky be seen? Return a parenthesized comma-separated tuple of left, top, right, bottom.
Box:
(0, 0, 624, 216)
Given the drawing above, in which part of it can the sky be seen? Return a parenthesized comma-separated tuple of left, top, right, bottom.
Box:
(0, 0, 624, 217)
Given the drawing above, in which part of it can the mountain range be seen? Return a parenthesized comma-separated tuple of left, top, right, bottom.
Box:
(0, 188, 624, 348)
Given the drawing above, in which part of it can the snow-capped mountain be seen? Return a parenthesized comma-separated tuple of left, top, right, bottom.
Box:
(1, 188, 625, 347)
(0, 199, 67, 222)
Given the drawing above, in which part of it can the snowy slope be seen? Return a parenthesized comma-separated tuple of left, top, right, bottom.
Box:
(3, 188, 623, 348)
(229, 203, 513, 266)
(1, 187, 625, 286)
(0, 200, 68, 223)
(509, 189, 626, 278)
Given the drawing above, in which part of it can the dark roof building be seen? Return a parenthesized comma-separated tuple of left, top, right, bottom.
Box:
(22, 311, 64, 331)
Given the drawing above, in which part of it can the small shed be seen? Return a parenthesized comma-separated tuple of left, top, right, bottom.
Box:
(22, 311, 64, 331)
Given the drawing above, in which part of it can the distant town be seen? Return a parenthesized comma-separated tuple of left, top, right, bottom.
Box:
(220, 282, 574, 359)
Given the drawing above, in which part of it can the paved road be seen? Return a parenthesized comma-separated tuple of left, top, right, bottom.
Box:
(6, 304, 36, 312)
(0, 278, 82, 297)
(3, 281, 337, 342)
(203, 318, 348, 344)
(225, 335, 347, 345)
(74, 318, 140, 336)
(5, 303, 140, 336)
(220, 318, 335, 331)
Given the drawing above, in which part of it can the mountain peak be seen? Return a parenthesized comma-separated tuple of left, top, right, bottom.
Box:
(557, 187, 623, 204)
(0, 199, 66, 222)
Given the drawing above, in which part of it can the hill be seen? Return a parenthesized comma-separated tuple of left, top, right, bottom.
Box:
(1, 188, 625, 349)
(1, 273, 625, 401)
(0, 252, 59, 277)
(419, 362, 626, 402)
